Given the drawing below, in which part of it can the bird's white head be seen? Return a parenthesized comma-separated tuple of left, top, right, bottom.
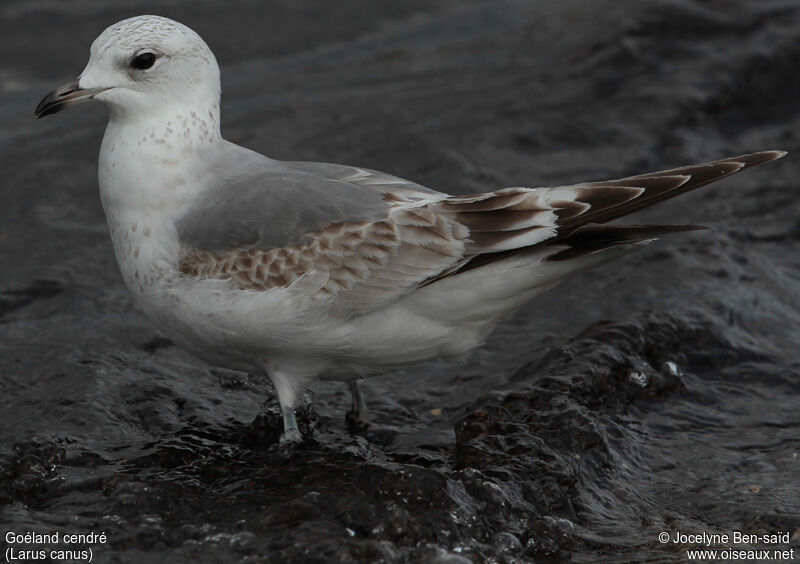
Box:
(35, 15, 221, 133)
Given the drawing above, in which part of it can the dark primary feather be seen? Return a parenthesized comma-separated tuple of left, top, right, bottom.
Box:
(546, 224, 706, 262)
(443, 151, 785, 252)
(572, 153, 779, 226)
(438, 150, 785, 277)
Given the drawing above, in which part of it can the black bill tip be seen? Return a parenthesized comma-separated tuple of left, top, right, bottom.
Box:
(34, 81, 78, 119)
(34, 81, 109, 119)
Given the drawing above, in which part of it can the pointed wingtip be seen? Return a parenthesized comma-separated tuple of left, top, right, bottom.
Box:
(737, 149, 787, 164)
(715, 149, 787, 172)
(755, 149, 788, 161)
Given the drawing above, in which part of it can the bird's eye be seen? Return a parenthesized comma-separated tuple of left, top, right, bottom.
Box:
(131, 52, 156, 70)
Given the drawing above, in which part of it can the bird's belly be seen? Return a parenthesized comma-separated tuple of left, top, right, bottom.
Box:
(114, 247, 326, 370)
(108, 222, 492, 377)
(103, 217, 247, 369)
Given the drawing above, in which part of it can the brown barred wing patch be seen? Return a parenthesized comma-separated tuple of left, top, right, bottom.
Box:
(180, 222, 394, 292)
(178, 206, 470, 311)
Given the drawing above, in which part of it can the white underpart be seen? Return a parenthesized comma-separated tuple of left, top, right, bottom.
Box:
(83, 16, 631, 412)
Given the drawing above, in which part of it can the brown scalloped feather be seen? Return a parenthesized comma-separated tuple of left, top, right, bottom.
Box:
(179, 207, 469, 310)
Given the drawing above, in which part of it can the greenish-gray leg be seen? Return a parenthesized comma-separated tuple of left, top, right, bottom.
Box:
(280, 404, 302, 444)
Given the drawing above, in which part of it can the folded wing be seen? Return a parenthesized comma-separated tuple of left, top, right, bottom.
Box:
(177, 151, 785, 312)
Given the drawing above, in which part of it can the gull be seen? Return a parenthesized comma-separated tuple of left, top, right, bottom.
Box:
(35, 15, 785, 443)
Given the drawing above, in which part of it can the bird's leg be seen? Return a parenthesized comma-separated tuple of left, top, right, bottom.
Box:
(346, 380, 370, 429)
(280, 404, 302, 444)
(263, 365, 304, 444)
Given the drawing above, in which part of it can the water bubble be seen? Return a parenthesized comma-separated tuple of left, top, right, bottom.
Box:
(628, 370, 649, 388)
(661, 361, 682, 377)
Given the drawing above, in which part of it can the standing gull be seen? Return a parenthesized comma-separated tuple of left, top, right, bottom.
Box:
(35, 15, 785, 443)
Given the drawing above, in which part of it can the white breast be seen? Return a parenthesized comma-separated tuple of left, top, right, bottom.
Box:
(98, 118, 211, 341)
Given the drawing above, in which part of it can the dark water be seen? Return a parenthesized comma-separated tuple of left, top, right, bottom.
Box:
(2, 1, 799, 562)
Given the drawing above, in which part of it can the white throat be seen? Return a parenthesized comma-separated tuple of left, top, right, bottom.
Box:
(97, 96, 222, 301)
(99, 95, 221, 210)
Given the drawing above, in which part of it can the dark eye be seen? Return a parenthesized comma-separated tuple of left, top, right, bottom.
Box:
(131, 52, 156, 70)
